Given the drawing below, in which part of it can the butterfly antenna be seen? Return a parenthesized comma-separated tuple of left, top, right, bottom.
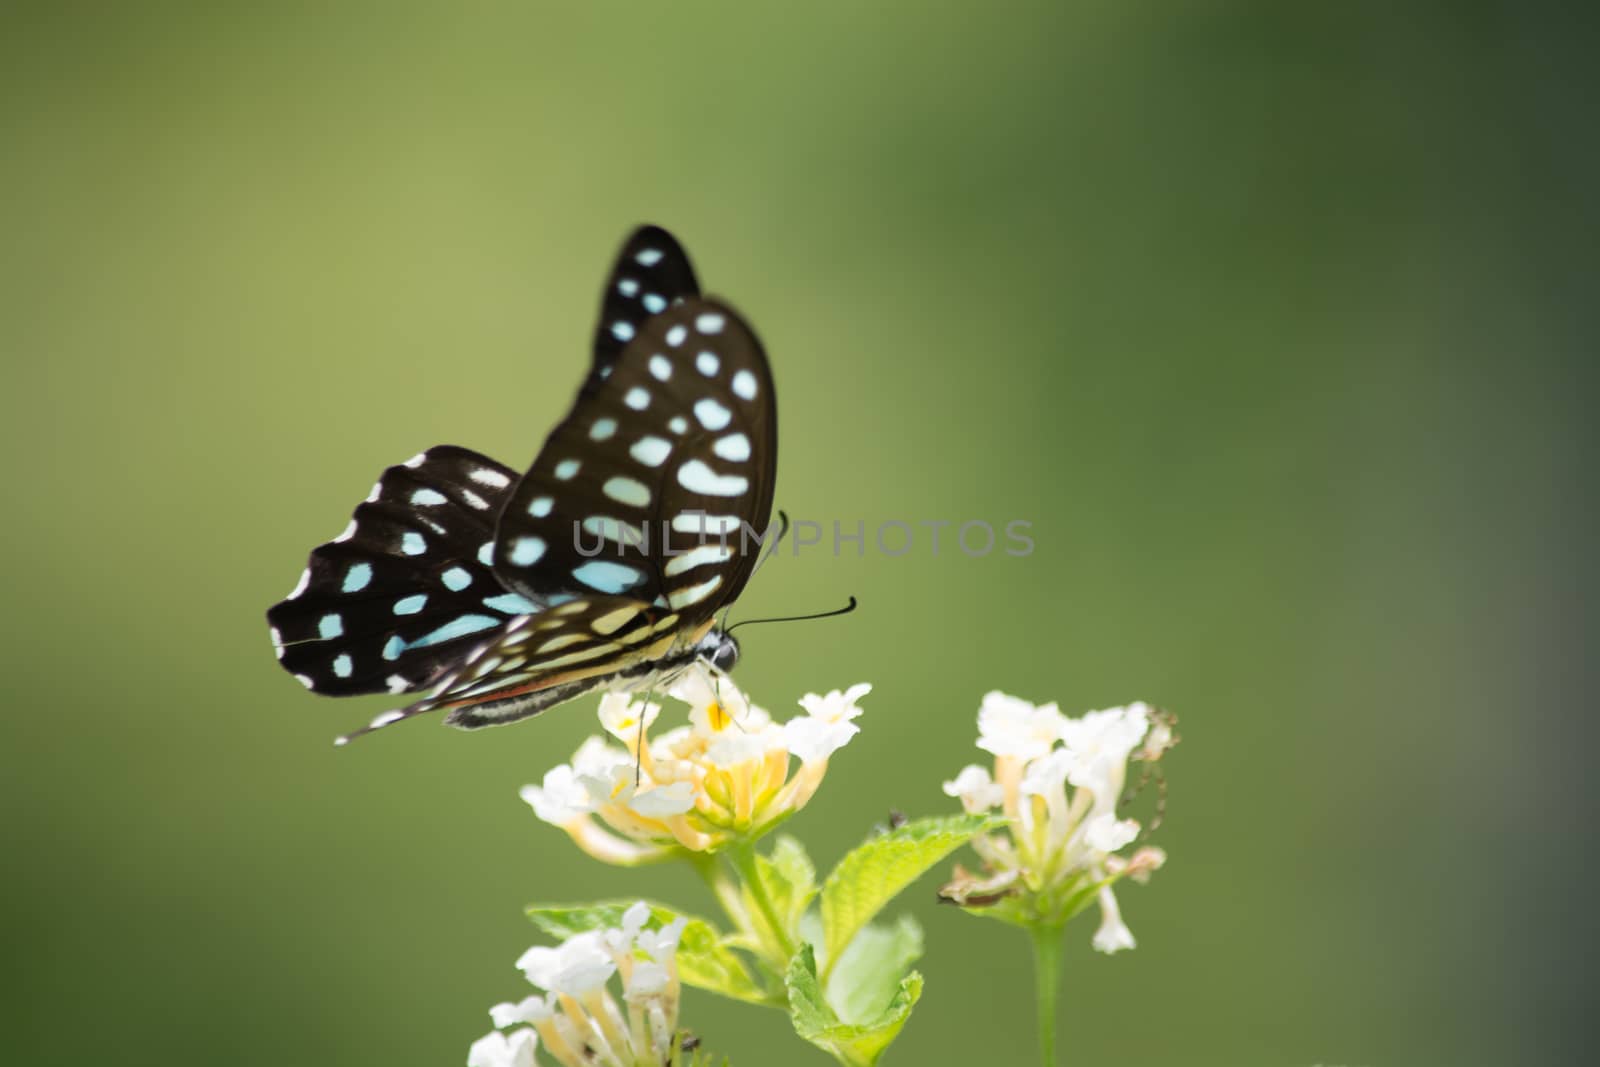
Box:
(725, 596, 858, 636)
(717, 508, 789, 635)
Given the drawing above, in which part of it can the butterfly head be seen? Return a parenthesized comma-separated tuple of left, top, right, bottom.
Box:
(697, 628, 741, 674)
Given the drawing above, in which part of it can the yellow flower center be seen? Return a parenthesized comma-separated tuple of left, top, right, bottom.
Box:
(707, 701, 729, 732)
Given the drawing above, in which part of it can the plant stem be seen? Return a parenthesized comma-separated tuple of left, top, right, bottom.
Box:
(729, 843, 796, 963)
(1030, 924, 1064, 1067)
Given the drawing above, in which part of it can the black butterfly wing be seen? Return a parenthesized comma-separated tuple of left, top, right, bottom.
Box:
(267, 446, 538, 696)
(491, 297, 777, 630)
(334, 593, 695, 741)
(588, 225, 700, 387)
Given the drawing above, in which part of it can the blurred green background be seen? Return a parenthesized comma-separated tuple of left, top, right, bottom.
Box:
(2, 3, 1591, 1065)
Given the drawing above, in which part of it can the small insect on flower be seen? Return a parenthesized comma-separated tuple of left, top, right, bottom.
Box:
(939, 692, 1178, 953)
(520, 668, 870, 861)
(473, 902, 689, 1067)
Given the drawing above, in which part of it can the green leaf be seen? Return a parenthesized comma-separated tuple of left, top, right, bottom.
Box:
(825, 914, 923, 1025)
(820, 813, 997, 970)
(676, 914, 770, 1005)
(526, 900, 767, 1005)
(525, 900, 659, 940)
(787, 943, 922, 1067)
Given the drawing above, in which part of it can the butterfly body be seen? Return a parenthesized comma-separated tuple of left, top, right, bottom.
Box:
(266, 227, 770, 743)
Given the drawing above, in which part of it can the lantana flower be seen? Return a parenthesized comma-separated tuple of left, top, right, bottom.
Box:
(520, 668, 869, 862)
(940, 691, 1177, 953)
(471, 902, 688, 1067)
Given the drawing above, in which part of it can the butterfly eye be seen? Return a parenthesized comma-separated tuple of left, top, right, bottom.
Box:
(709, 634, 740, 673)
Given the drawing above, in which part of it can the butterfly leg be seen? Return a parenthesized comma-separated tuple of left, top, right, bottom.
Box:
(634, 682, 661, 787)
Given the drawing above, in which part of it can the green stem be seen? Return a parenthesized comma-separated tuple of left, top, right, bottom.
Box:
(1030, 924, 1064, 1067)
(690, 852, 743, 920)
(729, 843, 797, 964)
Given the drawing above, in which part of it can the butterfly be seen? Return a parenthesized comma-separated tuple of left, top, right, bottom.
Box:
(266, 226, 777, 744)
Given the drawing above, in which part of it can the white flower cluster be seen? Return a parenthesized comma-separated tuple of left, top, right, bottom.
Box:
(469, 902, 688, 1067)
(520, 668, 869, 861)
(942, 692, 1175, 953)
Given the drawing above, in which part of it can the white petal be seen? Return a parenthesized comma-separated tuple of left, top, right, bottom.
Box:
(467, 1028, 537, 1067)
(626, 960, 671, 998)
(1018, 748, 1073, 797)
(1091, 886, 1137, 954)
(705, 723, 785, 768)
(976, 690, 1067, 760)
(488, 995, 550, 1028)
(635, 916, 686, 958)
(796, 682, 871, 724)
(622, 900, 652, 936)
(1084, 813, 1140, 854)
(519, 765, 592, 825)
(598, 693, 660, 740)
(628, 781, 696, 816)
(1060, 704, 1151, 805)
(942, 764, 1005, 812)
(516, 931, 616, 994)
(783, 715, 858, 763)
(571, 735, 627, 777)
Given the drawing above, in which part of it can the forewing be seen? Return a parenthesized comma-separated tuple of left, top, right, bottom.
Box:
(589, 225, 700, 385)
(267, 446, 539, 696)
(491, 297, 777, 623)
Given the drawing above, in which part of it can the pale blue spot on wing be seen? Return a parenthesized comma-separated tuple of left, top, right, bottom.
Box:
(630, 435, 672, 467)
(649, 354, 672, 381)
(643, 293, 667, 313)
(484, 592, 541, 615)
(624, 387, 650, 411)
(583, 515, 644, 546)
(442, 566, 473, 592)
(394, 594, 428, 615)
(665, 542, 735, 577)
(554, 459, 581, 480)
(666, 324, 688, 347)
(478, 541, 494, 566)
(617, 278, 640, 296)
(668, 415, 688, 434)
(668, 573, 724, 610)
(319, 614, 344, 639)
(611, 320, 634, 342)
(401, 531, 427, 556)
(603, 476, 651, 508)
(696, 351, 720, 376)
(407, 614, 503, 650)
(511, 536, 546, 566)
(528, 495, 554, 517)
(411, 488, 448, 506)
(333, 653, 353, 678)
(694, 398, 732, 431)
(382, 635, 406, 660)
(672, 513, 742, 536)
(678, 459, 749, 496)
(342, 563, 373, 593)
(635, 248, 664, 266)
(713, 432, 751, 461)
(573, 560, 646, 594)
(695, 312, 726, 334)
(732, 369, 758, 400)
(590, 417, 617, 441)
